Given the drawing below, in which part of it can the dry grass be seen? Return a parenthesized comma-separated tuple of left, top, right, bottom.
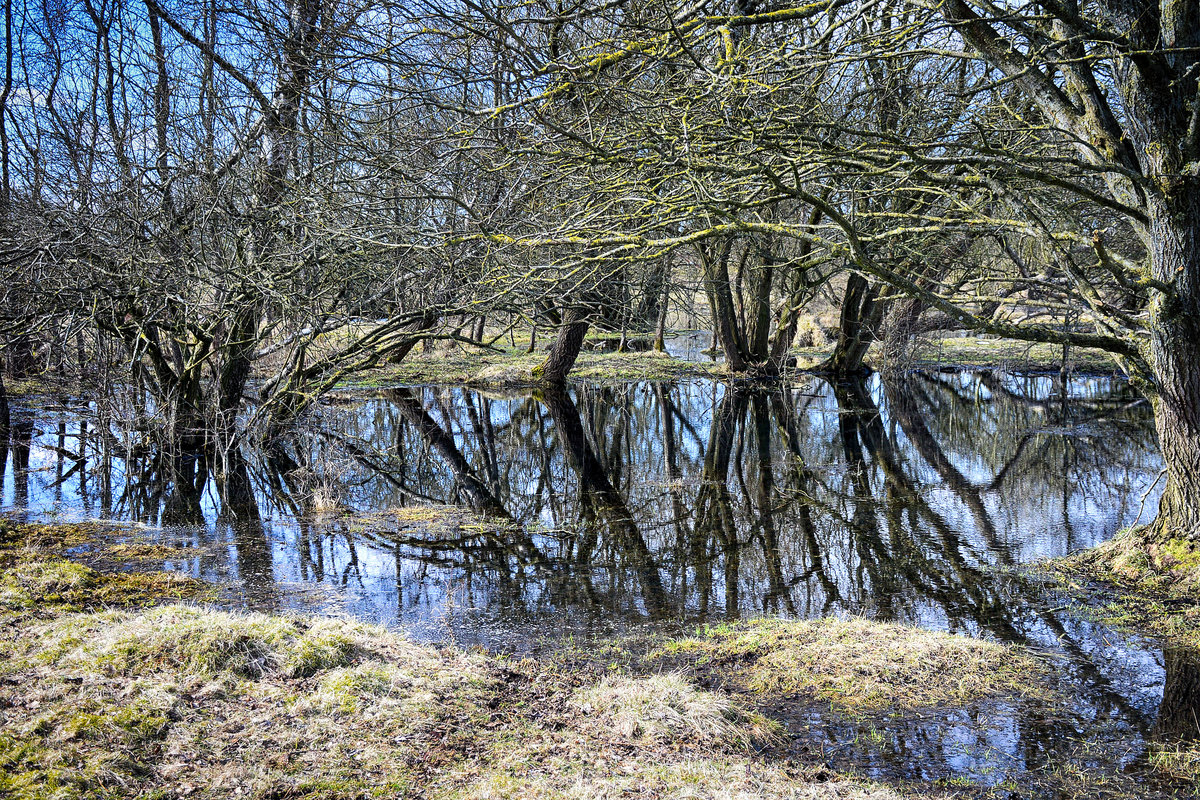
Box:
(450, 737, 909, 800)
(573, 673, 781, 749)
(103, 542, 196, 561)
(656, 617, 1050, 714)
(1, 604, 494, 800)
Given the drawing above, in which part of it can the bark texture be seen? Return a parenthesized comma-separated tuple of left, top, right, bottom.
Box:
(533, 303, 590, 384)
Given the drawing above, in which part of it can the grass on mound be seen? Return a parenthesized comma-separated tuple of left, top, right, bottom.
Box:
(0, 604, 495, 800)
(572, 673, 781, 749)
(42, 605, 362, 678)
(1053, 527, 1200, 648)
(1060, 526, 1200, 598)
(654, 617, 1051, 714)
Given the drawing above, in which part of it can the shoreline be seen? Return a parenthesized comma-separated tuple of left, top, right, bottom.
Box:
(2, 520, 1196, 799)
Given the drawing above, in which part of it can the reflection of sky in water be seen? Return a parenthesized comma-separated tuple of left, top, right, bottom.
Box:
(1, 370, 1186, 792)
(2, 371, 1164, 638)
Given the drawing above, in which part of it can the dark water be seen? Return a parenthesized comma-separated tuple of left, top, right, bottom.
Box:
(5, 369, 1196, 795)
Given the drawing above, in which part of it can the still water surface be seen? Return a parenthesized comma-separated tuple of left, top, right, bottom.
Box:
(3, 369, 1191, 794)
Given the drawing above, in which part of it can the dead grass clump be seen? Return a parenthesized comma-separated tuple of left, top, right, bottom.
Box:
(573, 673, 780, 749)
(657, 617, 1048, 714)
(104, 542, 194, 560)
(793, 315, 830, 349)
(470, 364, 536, 386)
(47, 605, 358, 679)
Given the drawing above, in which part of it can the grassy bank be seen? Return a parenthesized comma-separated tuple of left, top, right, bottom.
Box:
(1047, 528, 1200, 785)
(0, 523, 1089, 799)
(1052, 526, 1200, 647)
(341, 334, 1118, 389)
(345, 344, 728, 388)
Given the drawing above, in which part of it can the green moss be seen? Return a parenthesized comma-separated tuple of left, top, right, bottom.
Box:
(895, 337, 1116, 372)
(1053, 528, 1200, 642)
(62, 698, 172, 745)
(0, 520, 106, 553)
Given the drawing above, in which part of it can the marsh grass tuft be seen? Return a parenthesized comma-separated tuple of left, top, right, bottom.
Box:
(46, 605, 360, 679)
(573, 673, 781, 749)
(655, 617, 1050, 713)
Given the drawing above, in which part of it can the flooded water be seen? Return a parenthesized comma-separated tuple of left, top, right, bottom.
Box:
(5, 369, 1195, 795)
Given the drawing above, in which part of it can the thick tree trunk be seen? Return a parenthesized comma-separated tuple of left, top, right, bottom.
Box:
(819, 273, 881, 380)
(745, 249, 774, 363)
(533, 303, 589, 384)
(1147, 195, 1200, 542)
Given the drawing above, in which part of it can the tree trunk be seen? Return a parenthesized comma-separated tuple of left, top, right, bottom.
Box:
(1147, 195, 1200, 542)
(819, 273, 881, 380)
(533, 303, 589, 384)
(699, 240, 748, 372)
(0, 370, 8, 437)
(745, 247, 774, 363)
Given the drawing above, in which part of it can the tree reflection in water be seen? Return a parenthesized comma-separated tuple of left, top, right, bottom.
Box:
(2, 370, 1190, 787)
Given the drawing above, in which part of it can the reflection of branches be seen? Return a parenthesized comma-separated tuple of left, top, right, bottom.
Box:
(885, 376, 1008, 564)
(539, 385, 669, 619)
(389, 388, 512, 519)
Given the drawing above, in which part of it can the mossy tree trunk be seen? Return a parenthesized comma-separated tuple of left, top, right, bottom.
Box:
(533, 303, 590, 384)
